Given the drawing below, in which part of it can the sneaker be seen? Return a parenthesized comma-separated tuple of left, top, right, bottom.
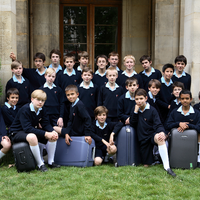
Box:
(39, 164, 48, 172)
(166, 168, 176, 177)
(197, 162, 200, 168)
(48, 162, 61, 169)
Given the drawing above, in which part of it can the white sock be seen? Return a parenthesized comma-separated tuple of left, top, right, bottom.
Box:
(0, 150, 5, 159)
(46, 141, 57, 165)
(30, 145, 44, 167)
(38, 143, 45, 162)
(158, 144, 170, 170)
(198, 143, 200, 162)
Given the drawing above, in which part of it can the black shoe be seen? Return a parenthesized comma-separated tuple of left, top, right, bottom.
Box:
(166, 168, 176, 177)
(48, 162, 61, 169)
(197, 162, 200, 168)
(39, 164, 48, 172)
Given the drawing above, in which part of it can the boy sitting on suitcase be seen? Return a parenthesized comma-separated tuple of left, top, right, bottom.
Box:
(166, 89, 200, 167)
(9, 89, 60, 172)
(90, 106, 123, 166)
(130, 88, 176, 177)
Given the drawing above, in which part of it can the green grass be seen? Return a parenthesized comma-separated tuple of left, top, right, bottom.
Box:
(0, 155, 200, 200)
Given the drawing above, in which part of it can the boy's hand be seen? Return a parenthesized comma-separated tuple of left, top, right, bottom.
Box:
(45, 131, 58, 141)
(57, 117, 63, 127)
(178, 122, 189, 132)
(85, 136, 92, 145)
(134, 105, 140, 113)
(168, 105, 171, 109)
(10, 52, 16, 61)
(109, 132, 115, 145)
(157, 132, 166, 142)
(1, 136, 11, 145)
(65, 134, 72, 145)
(125, 117, 130, 125)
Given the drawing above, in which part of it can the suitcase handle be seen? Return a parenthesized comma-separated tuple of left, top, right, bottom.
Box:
(19, 151, 26, 164)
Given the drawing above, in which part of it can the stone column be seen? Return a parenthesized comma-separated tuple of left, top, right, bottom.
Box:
(0, 0, 16, 103)
(32, 0, 59, 66)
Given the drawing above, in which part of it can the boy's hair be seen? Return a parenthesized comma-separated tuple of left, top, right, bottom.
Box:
(94, 106, 108, 117)
(63, 53, 75, 62)
(6, 88, 19, 99)
(179, 89, 192, 99)
(34, 52, 46, 62)
(135, 88, 147, 98)
(106, 67, 118, 76)
(49, 49, 61, 59)
(78, 51, 89, 60)
(82, 67, 93, 75)
(172, 81, 185, 90)
(162, 63, 174, 73)
(31, 89, 47, 101)
(125, 77, 138, 86)
(45, 68, 56, 76)
(96, 55, 108, 63)
(108, 52, 119, 58)
(11, 60, 22, 70)
(65, 84, 78, 93)
(148, 79, 161, 89)
(139, 55, 152, 63)
(174, 55, 187, 65)
(123, 55, 136, 63)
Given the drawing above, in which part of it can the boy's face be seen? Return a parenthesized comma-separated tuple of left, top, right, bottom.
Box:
(141, 59, 152, 70)
(34, 58, 45, 69)
(11, 65, 23, 76)
(96, 112, 107, 124)
(81, 72, 93, 84)
(175, 61, 186, 73)
(97, 58, 107, 70)
(31, 98, 45, 109)
(163, 68, 173, 81)
(64, 58, 75, 70)
(148, 84, 160, 96)
(173, 86, 182, 98)
(45, 73, 56, 85)
(180, 94, 192, 107)
(106, 71, 118, 84)
(79, 57, 89, 68)
(135, 95, 147, 108)
(51, 53, 60, 65)
(124, 58, 135, 70)
(108, 56, 119, 67)
(126, 82, 138, 95)
(66, 90, 79, 103)
(7, 94, 19, 107)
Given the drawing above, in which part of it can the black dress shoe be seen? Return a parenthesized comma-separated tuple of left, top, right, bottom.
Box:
(197, 162, 200, 168)
(48, 162, 61, 168)
(39, 164, 48, 172)
(166, 168, 176, 177)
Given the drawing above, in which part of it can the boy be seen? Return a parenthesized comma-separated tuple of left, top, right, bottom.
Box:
(93, 55, 108, 87)
(9, 89, 60, 172)
(166, 90, 200, 167)
(172, 55, 191, 90)
(139, 55, 162, 92)
(130, 89, 176, 177)
(108, 52, 123, 75)
(54, 85, 92, 145)
(90, 106, 123, 166)
(77, 51, 89, 72)
(40, 68, 64, 127)
(117, 77, 138, 124)
(2, 88, 19, 129)
(6, 60, 30, 108)
(78, 68, 98, 121)
(193, 91, 200, 111)
(157, 63, 174, 122)
(98, 67, 123, 122)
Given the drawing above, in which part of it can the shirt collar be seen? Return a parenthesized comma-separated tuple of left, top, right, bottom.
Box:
(148, 91, 156, 103)
(142, 67, 155, 77)
(125, 91, 135, 100)
(43, 82, 56, 89)
(139, 102, 150, 113)
(161, 76, 173, 86)
(95, 70, 106, 77)
(177, 105, 194, 116)
(49, 64, 62, 73)
(174, 99, 180, 105)
(29, 103, 42, 115)
(173, 70, 186, 78)
(36, 67, 47, 75)
(122, 70, 137, 77)
(13, 75, 25, 84)
(64, 68, 76, 76)
(5, 102, 16, 110)
(77, 66, 82, 72)
(109, 66, 120, 71)
(80, 81, 94, 89)
(96, 120, 107, 130)
(105, 82, 119, 91)
(72, 98, 79, 107)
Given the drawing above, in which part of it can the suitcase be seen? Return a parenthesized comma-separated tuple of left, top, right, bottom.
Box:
(54, 136, 96, 167)
(169, 128, 198, 169)
(12, 142, 37, 172)
(116, 125, 141, 166)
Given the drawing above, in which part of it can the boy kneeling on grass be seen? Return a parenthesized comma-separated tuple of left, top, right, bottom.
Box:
(130, 88, 176, 177)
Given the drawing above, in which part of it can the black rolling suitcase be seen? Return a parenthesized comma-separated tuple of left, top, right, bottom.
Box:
(116, 125, 141, 166)
(169, 128, 198, 169)
(12, 142, 37, 172)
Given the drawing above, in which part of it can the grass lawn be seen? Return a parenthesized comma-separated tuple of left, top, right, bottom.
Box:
(1, 155, 200, 200)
